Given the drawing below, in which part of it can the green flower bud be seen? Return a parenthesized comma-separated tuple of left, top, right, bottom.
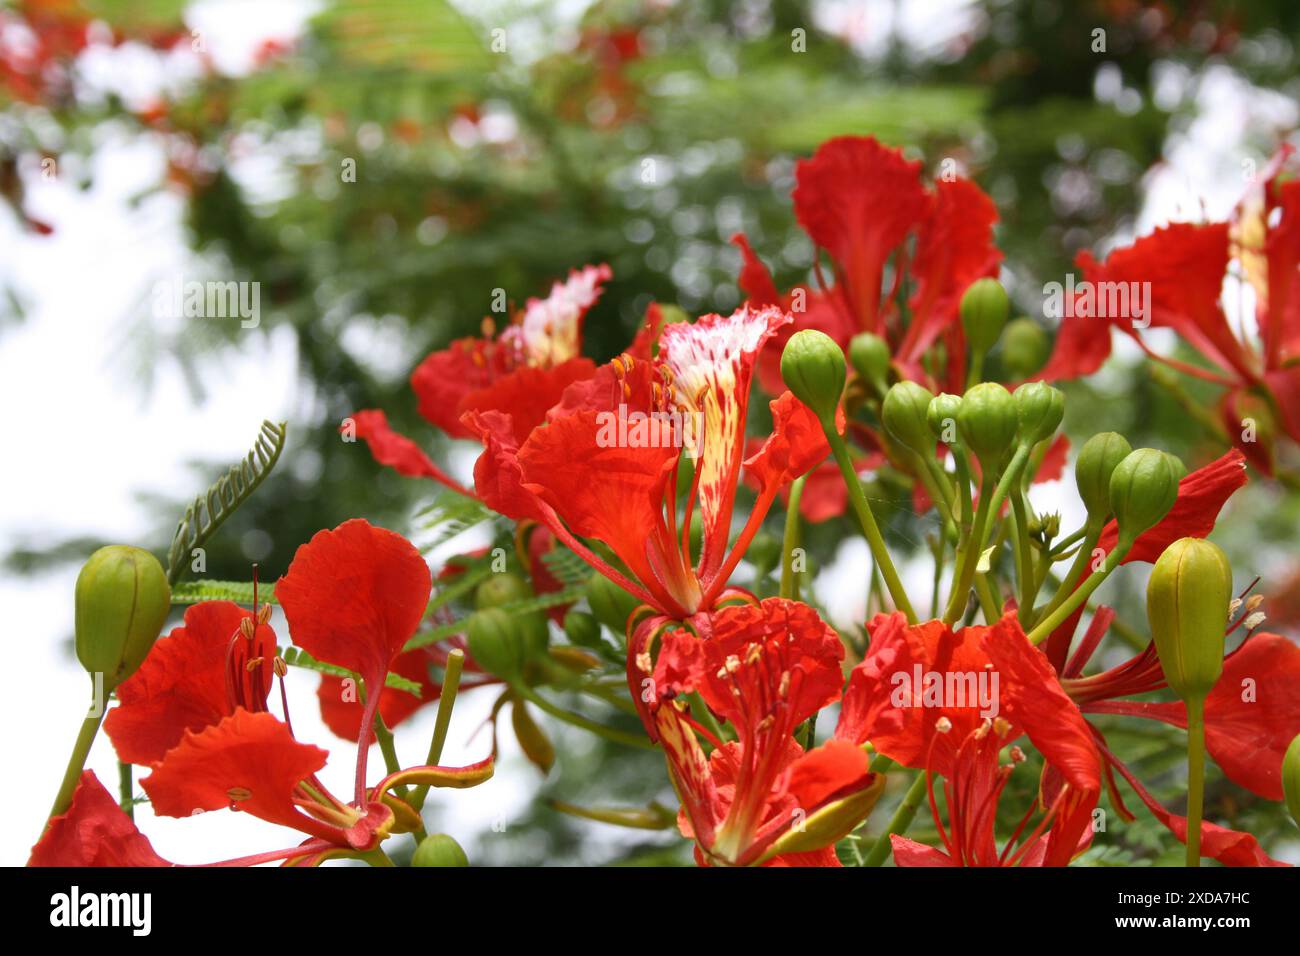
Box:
(412, 833, 469, 867)
(1109, 449, 1183, 545)
(475, 572, 531, 609)
(926, 393, 963, 445)
(1284, 734, 1300, 828)
(466, 608, 525, 679)
(1000, 317, 1049, 379)
(562, 609, 602, 650)
(517, 611, 550, 660)
(1013, 381, 1065, 446)
(960, 277, 1010, 355)
(956, 382, 1018, 464)
(1146, 537, 1232, 701)
(585, 572, 641, 636)
(848, 332, 890, 393)
(75, 545, 171, 691)
(781, 329, 846, 428)
(1075, 432, 1132, 521)
(882, 381, 935, 453)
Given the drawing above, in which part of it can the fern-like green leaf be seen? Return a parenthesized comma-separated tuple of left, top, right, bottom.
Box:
(171, 579, 278, 606)
(167, 420, 287, 585)
(416, 492, 495, 549)
(281, 646, 423, 697)
(540, 546, 594, 588)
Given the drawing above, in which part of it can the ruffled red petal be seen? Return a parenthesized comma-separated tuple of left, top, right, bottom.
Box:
(276, 519, 432, 687)
(29, 771, 170, 867)
(105, 601, 267, 765)
(460, 358, 597, 444)
(349, 409, 472, 495)
(743, 390, 831, 497)
(411, 338, 505, 439)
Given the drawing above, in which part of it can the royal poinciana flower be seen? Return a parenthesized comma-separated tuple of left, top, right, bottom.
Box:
(1036, 148, 1300, 474)
(732, 135, 1001, 396)
(37, 519, 494, 866)
(469, 304, 830, 623)
(631, 598, 883, 866)
(349, 263, 613, 495)
(837, 612, 1103, 867)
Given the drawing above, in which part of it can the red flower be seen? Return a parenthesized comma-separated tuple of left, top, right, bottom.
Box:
(473, 305, 829, 619)
(348, 264, 612, 492)
(30, 772, 170, 867)
(1038, 148, 1300, 472)
(631, 598, 882, 866)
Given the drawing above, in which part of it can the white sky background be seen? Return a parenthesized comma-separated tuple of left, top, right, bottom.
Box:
(2, 0, 1296, 865)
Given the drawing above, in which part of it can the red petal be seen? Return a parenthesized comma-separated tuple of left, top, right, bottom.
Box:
(785, 738, 873, 811)
(317, 647, 442, 742)
(349, 409, 472, 495)
(460, 358, 597, 444)
(498, 263, 611, 368)
(411, 339, 504, 440)
(792, 136, 930, 329)
(276, 519, 432, 686)
(29, 771, 169, 867)
(1035, 310, 1115, 382)
(890, 835, 956, 867)
(105, 601, 264, 765)
(898, 177, 1001, 370)
(463, 409, 546, 522)
(730, 233, 782, 307)
(743, 390, 831, 496)
(142, 710, 334, 841)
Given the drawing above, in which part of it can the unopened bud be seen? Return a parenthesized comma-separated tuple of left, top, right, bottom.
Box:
(960, 277, 1009, 355)
(1283, 734, 1300, 829)
(1001, 317, 1049, 379)
(926, 393, 963, 444)
(475, 572, 531, 609)
(585, 572, 641, 637)
(882, 381, 935, 453)
(1075, 432, 1132, 521)
(781, 329, 846, 428)
(1110, 449, 1183, 545)
(848, 333, 890, 394)
(466, 608, 525, 679)
(1013, 381, 1064, 446)
(957, 382, 1018, 465)
(75, 545, 171, 691)
(1146, 537, 1232, 701)
(562, 609, 603, 650)
(412, 833, 470, 867)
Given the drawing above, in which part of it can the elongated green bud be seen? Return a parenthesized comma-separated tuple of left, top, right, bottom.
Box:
(927, 393, 963, 445)
(1109, 449, 1182, 545)
(412, 833, 469, 867)
(882, 381, 935, 453)
(848, 332, 890, 394)
(781, 329, 846, 428)
(1013, 381, 1064, 446)
(1001, 317, 1049, 379)
(466, 608, 525, 679)
(957, 382, 1018, 465)
(1146, 537, 1232, 701)
(75, 545, 170, 691)
(960, 278, 1009, 355)
(1075, 432, 1132, 521)
(562, 609, 602, 650)
(1284, 734, 1300, 828)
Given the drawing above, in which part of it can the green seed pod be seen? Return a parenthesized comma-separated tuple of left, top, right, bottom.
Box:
(466, 607, 525, 679)
(585, 572, 641, 635)
(848, 332, 890, 394)
(956, 382, 1018, 465)
(1075, 432, 1132, 521)
(926, 393, 963, 445)
(780, 329, 846, 428)
(960, 277, 1010, 356)
(475, 571, 532, 610)
(1109, 449, 1183, 545)
(1000, 317, 1050, 379)
(75, 545, 171, 691)
(411, 833, 469, 867)
(1146, 537, 1232, 701)
(562, 609, 603, 650)
(882, 381, 936, 453)
(1013, 381, 1065, 446)
(1283, 734, 1300, 828)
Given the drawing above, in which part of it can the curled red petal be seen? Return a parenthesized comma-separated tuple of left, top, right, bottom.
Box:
(349, 409, 472, 495)
(460, 358, 597, 444)
(29, 771, 170, 867)
(743, 390, 831, 497)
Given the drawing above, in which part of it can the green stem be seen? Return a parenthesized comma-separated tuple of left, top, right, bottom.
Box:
(825, 428, 917, 623)
(1035, 521, 1102, 627)
(48, 685, 107, 821)
(1185, 696, 1206, 867)
(413, 650, 464, 810)
(1025, 541, 1130, 645)
(944, 470, 996, 625)
(513, 685, 654, 750)
(781, 475, 806, 601)
(119, 761, 134, 821)
(863, 771, 927, 866)
(1010, 491, 1037, 624)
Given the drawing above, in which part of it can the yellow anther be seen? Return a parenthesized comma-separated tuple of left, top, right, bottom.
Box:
(227, 787, 252, 802)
